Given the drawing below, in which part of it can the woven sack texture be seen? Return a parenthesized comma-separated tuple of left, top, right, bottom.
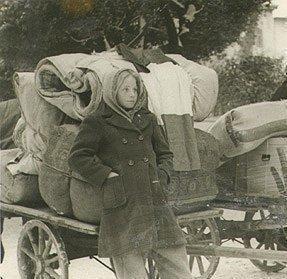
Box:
(39, 124, 79, 216)
(217, 137, 287, 198)
(0, 149, 43, 205)
(70, 172, 103, 224)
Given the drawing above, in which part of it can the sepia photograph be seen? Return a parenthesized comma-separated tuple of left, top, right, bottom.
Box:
(0, 0, 287, 278)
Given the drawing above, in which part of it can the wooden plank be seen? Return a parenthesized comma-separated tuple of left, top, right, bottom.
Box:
(211, 202, 267, 212)
(187, 244, 287, 262)
(0, 202, 99, 235)
(218, 219, 287, 231)
(177, 209, 223, 224)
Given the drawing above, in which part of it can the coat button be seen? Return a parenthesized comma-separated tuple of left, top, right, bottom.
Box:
(122, 138, 128, 144)
(128, 160, 135, 166)
(138, 135, 144, 141)
(143, 157, 149, 163)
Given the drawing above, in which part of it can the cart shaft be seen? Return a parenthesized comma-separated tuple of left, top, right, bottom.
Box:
(187, 244, 287, 262)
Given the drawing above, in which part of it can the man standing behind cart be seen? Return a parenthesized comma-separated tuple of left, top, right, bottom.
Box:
(68, 68, 193, 279)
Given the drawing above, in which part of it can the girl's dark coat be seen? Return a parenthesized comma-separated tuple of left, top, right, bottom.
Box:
(68, 106, 186, 257)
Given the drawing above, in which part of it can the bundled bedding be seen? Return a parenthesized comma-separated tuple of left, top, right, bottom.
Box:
(35, 52, 136, 120)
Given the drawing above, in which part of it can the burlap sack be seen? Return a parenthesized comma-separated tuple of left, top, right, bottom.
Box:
(0, 149, 43, 205)
(0, 99, 21, 149)
(39, 124, 79, 216)
(70, 172, 103, 224)
(209, 101, 287, 160)
(13, 72, 65, 139)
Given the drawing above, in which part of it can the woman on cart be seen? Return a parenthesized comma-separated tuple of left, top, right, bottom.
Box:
(68, 68, 192, 279)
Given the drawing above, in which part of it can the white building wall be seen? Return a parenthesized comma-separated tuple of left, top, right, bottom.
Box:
(274, 18, 287, 61)
(254, 11, 276, 57)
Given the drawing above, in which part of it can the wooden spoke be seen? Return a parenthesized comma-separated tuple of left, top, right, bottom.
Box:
(189, 256, 195, 272)
(18, 220, 69, 279)
(243, 210, 287, 273)
(42, 239, 53, 259)
(204, 255, 212, 261)
(27, 230, 39, 255)
(43, 272, 52, 279)
(21, 247, 37, 261)
(183, 218, 221, 279)
(196, 256, 204, 275)
(197, 224, 207, 237)
(38, 227, 45, 256)
(259, 210, 266, 220)
(45, 267, 61, 279)
(45, 255, 59, 266)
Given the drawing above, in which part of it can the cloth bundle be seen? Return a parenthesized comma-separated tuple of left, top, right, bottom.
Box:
(0, 72, 67, 206)
(0, 99, 21, 149)
(0, 149, 43, 205)
(167, 54, 219, 121)
(35, 52, 136, 120)
(8, 73, 66, 175)
(140, 62, 201, 171)
(13, 72, 65, 138)
(209, 101, 287, 161)
(39, 124, 103, 222)
(35, 51, 206, 172)
(167, 129, 220, 207)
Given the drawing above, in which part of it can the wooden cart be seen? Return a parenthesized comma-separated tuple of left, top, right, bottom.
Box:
(0, 201, 224, 279)
(211, 195, 287, 274)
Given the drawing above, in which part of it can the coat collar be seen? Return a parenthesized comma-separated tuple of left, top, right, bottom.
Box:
(102, 105, 152, 132)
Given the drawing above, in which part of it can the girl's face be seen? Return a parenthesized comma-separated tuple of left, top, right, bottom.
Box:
(117, 75, 138, 109)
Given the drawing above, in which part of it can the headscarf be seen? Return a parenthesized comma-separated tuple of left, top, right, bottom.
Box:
(102, 68, 147, 122)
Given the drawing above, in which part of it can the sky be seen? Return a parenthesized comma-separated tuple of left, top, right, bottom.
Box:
(273, 0, 287, 17)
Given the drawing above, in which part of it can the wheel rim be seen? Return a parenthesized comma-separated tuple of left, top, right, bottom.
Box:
(243, 210, 287, 273)
(183, 218, 220, 279)
(17, 220, 69, 279)
(146, 218, 220, 279)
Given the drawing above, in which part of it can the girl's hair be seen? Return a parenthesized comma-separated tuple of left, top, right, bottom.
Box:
(115, 70, 141, 95)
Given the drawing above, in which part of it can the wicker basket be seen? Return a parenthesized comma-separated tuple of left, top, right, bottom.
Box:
(217, 137, 287, 199)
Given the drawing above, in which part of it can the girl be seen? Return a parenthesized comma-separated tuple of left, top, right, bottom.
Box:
(68, 68, 193, 279)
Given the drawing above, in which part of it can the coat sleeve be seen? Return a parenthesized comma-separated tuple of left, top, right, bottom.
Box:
(151, 115, 174, 183)
(68, 115, 112, 187)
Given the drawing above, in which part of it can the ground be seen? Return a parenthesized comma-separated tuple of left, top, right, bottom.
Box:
(1, 211, 286, 279)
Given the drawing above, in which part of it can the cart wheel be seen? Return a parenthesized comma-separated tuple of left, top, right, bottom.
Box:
(182, 218, 220, 279)
(17, 220, 69, 279)
(243, 210, 287, 273)
(146, 218, 220, 279)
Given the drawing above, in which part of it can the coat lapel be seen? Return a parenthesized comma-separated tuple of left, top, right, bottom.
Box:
(103, 106, 152, 132)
